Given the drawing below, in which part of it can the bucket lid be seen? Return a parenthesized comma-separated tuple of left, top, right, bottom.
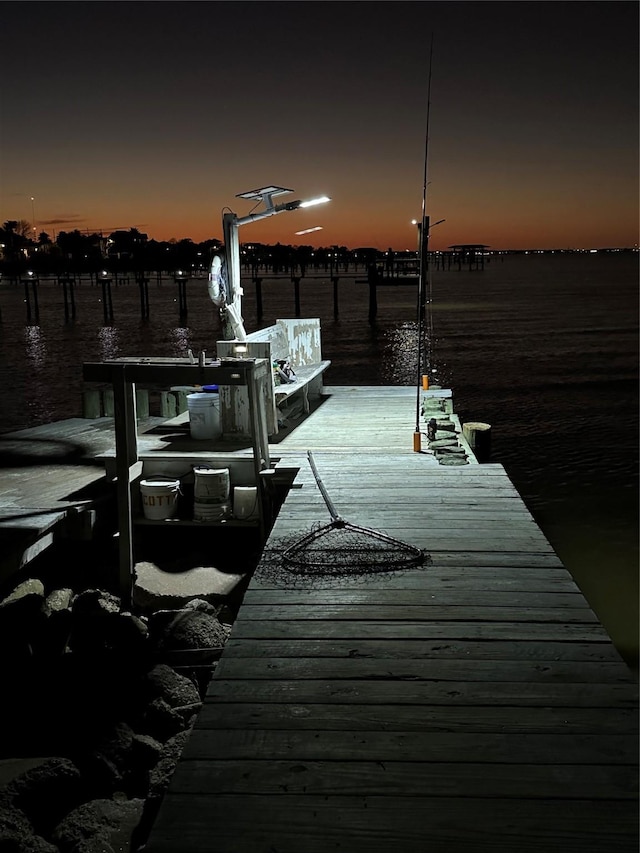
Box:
(202, 384, 219, 393)
(140, 477, 180, 488)
(187, 392, 215, 401)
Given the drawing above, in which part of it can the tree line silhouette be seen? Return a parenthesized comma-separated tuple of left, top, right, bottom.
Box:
(0, 221, 387, 277)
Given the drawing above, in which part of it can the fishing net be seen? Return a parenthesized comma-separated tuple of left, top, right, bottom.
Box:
(274, 451, 426, 578)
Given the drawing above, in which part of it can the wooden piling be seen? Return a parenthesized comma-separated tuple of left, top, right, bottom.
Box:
(101, 277, 114, 323)
(332, 276, 339, 318)
(367, 264, 378, 322)
(254, 278, 263, 318)
(462, 421, 492, 462)
(175, 276, 188, 319)
(60, 276, 77, 321)
(82, 389, 102, 418)
(22, 276, 39, 323)
(292, 277, 301, 315)
(136, 275, 150, 318)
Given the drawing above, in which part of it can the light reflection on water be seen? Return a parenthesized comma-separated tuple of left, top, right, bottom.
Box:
(24, 325, 47, 370)
(171, 327, 193, 356)
(98, 326, 120, 361)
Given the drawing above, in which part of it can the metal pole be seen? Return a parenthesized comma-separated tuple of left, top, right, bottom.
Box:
(414, 36, 434, 452)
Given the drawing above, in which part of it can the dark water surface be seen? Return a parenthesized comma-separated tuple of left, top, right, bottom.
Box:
(1, 254, 638, 667)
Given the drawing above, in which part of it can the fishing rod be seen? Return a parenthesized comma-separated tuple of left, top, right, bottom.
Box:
(413, 34, 434, 453)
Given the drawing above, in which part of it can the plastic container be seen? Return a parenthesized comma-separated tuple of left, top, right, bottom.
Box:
(193, 467, 230, 502)
(192, 466, 231, 522)
(140, 476, 180, 520)
(187, 391, 221, 440)
(233, 486, 259, 521)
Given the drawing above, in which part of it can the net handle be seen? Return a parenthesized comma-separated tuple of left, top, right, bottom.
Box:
(307, 451, 341, 522)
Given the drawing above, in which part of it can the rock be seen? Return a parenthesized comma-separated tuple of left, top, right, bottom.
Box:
(0, 579, 46, 609)
(0, 579, 47, 657)
(51, 795, 145, 853)
(72, 590, 121, 618)
(131, 734, 163, 770)
(148, 730, 191, 801)
(42, 588, 74, 616)
(142, 696, 198, 742)
(0, 788, 35, 839)
(4, 757, 84, 837)
(68, 593, 149, 662)
(428, 438, 458, 448)
(438, 456, 469, 466)
(151, 609, 229, 653)
(144, 664, 202, 708)
(34, 588, 75, 658)
(79, 722, 136, 796)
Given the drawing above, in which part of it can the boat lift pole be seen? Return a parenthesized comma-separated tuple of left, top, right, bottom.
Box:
(213, 188, 330, 341)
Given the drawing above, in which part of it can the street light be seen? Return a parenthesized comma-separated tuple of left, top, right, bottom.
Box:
(30, 197, 37, 240)
(211, 186, 330, 340)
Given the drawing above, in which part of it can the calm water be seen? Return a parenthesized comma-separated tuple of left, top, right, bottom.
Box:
(0, 254, 638, 667)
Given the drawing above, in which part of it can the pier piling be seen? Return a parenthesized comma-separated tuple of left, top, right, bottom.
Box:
(332, 276, 339, 318)
(254, 278, 263, 318)
(292, 277, 301, 315)
(136, 275, 150, 318)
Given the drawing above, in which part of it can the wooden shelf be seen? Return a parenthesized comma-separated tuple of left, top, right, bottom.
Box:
(133, 517, 259, 527)
(82, 356, 271, 601)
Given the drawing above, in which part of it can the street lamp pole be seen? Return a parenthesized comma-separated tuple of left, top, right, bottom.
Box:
(209, 187, 330, 341)
(30, 197, 37, 241)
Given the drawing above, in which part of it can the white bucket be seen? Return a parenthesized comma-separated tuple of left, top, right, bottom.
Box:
(193, 500, 231, 522)
(140, 477, 180, 520)
(187, 392, 221, 440)
(233, 486, 259, 521)
(192, 467, 231, 522)
(193, 467, 230, 502)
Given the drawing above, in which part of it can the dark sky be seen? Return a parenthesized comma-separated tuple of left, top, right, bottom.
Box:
(1, 1, 638, 250)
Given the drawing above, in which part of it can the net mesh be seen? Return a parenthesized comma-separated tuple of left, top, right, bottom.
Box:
(259, 451, 428, 581)
(280, 518, 425, 575)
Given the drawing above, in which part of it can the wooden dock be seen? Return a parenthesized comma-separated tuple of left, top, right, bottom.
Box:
(145, 387, 639, 853)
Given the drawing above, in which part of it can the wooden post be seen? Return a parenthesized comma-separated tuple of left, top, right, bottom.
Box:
(23, 279, 32, 323)
(69, 276, 76, 319)
(62, 278, 70, 322)
(113, 368, 138, 606)
(292, 277, 301, 315)
(332, 276, 339, 318)
(82, 389, 102, 418)
(101, 277, 114, 323)
(462, 421, 492, 462)
(136, 275, 150, 318)
(367, 264, 378, 323)
(254, 277, 263, 318)
(160, 390, 177, 419)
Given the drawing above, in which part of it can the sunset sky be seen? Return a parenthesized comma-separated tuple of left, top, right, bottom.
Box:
(1, 1, 638, 251)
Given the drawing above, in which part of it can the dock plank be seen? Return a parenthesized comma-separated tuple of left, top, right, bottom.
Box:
(147, 795, 638, 853)
(145, 388, 638, 853)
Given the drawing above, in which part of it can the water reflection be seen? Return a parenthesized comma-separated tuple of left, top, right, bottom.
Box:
(171, 327, 192, 356)
(382, 322, 448, 387)
(24, 326, 47, 370)
(98, 326, 120, 361)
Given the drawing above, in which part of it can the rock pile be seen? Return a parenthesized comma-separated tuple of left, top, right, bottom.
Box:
(422, 399, 470, 465)
(0, 577, 234, 852)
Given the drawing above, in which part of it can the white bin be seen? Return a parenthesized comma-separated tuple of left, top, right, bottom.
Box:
(187, 392, 221, 440)
(140, 477, 180, 520)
